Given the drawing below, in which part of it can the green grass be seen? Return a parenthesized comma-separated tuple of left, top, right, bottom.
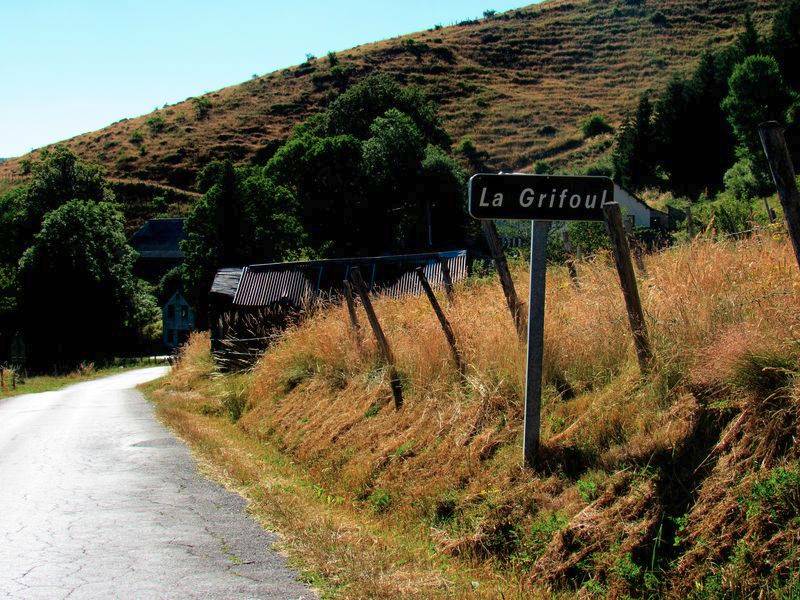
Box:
(0, 359, 167, 400)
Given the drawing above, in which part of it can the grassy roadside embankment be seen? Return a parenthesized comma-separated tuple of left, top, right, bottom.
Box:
(149, 229, 800, 598)
(1, 359, 167, 400)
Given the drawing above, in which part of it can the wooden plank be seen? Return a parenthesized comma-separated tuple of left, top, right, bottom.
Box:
(759, 121, 800, 271)
(481, 220, 527, 339)
(414, 267, 466, 377)
(349, 268, 403, 409)
(603, 202, 653, 372)
(523, 221, 551, 468)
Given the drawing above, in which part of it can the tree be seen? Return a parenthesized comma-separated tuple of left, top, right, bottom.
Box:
(182, 162, 306, 327)
(612, 95, 659, 190)
(722, 55, 795, 186)
(770, 0, 800, 90)
(18, 200, 157, 369)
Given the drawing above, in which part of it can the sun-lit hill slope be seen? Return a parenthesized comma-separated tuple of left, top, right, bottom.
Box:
(1, 0, 780, 190)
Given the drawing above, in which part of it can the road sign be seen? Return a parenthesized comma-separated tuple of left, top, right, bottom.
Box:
(469, 173, 614, 221)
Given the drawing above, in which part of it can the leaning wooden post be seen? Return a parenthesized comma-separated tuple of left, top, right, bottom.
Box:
(481, 220, 527, 339)
(414, 267, 466, 378)
(759, 121, 800, 271)
(562, 229, 580, 288)
(603, 202, 653, 372)
(438, 257, 455, 303)
(342, 280, 362, 340)
(349, 268, 403, 409)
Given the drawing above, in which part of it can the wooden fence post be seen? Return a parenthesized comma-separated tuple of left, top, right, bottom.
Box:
(414, 267, 466, 378)
(438, 257, 455, 303)
(562, 229, 580, 288)
(342, 280, 362, 340)
(603, 203, 653, 372)
(759, 121, 800, 271)
(481, 220, 527, 339)
(349, 268, 404, 409)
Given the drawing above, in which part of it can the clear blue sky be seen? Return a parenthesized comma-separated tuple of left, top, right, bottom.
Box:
(0, 1, 531, 158)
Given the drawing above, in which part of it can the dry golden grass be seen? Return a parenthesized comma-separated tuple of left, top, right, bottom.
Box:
(0, 0, 781, 190)
(153, 230, 800, 597)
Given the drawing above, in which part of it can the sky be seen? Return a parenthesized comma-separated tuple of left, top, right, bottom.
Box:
(0, 0, 531, 158)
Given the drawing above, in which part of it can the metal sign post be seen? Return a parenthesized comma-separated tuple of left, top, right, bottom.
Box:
(468, 173, 614, 468)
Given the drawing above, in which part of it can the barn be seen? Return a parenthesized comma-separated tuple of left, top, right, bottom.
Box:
(209, 250, 470, 369)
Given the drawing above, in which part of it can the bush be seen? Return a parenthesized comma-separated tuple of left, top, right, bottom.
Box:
(192, 97, 212, 119)
(650, 11, 669, 27)
(146, 115, 165, 134)
(129, 130, 144, 146)
(723, 159, 760, 202)
(582, 114, 614, 138)
(483, 9, 497, 18)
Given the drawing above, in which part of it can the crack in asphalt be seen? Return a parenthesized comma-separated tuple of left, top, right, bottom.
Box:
(0, 367, 315, 599)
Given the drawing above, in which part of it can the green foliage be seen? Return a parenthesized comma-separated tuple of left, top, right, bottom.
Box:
(483, 9, 496, 19)
(743, 465, 800, 521)
(18, 200, 157, 368)
(723, 55, 795, 185)
(613, 94, 659, 190)
(510, 511, 569, 569)
(368, 488, 392, 513)
(582, 114, 613, 138)
(771, 0, 800, 90)
(129, 130, 144, 146)
(326, 51, 338, 67)
(192, 97, 212, 119)
(650, 11, 668, 27)
(613, 552, 642, 584)
(723, 159, 760, 202)
(220, 378, 248, 422)
(146, 114, 166, 134)
(182, 160, 306, 326)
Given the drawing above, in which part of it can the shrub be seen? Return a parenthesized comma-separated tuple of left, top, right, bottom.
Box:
(723, 159, 760, 202)
(192, 97, 212, 119)
(483, 10, 497, 19)
(129, 130, 144, 146)
(650, 11, 669, 27)
(582, 114, 614, 138)
(327, 51, 338, 67)
(368, 488, 392, 513)
(146, 115, 166, 134)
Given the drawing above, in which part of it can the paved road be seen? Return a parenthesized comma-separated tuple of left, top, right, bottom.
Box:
(0, 368, 314, 599)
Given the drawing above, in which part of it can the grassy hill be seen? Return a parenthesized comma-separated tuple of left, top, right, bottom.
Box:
(0, 0, 781, 192)
(150, 229, 800, 597)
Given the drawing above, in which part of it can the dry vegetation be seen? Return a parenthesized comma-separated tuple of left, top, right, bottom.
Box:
(152, 229, 800, 598)
(0, 0, 781, 191)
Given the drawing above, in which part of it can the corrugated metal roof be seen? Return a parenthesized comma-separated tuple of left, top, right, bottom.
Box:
(229, 250, 468, 308)
(210, 268, 244, 298)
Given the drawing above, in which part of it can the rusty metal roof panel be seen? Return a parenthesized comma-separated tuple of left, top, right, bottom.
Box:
(210, 268, 244, 298)
(228, 250, 469, 308)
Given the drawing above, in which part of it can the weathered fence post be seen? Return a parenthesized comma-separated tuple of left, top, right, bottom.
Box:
(349, 268, 403, 409)
(438, 257, 455, 303)
(342, 280, 362, 339)
(481, 220, 527, 339)
(759, 121, 800, 271)
(603, 203, 653, 372)
(414, 267, 466, 378)
(523, 220, 551, 468)
(562, 229, 580, 288)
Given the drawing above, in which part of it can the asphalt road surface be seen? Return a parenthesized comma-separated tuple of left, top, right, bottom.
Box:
(0, 368, 314, 599)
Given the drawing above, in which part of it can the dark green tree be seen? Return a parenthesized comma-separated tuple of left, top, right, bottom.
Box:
(722, 55, 795, 187)
(182, 162, 306, 327)
(18, 200, 157, 369)
(771, 0, 800, 90)
(612, 95, 659, 190)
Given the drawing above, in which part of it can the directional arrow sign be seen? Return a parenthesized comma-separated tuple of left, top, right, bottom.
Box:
(468, 173, 614, 221)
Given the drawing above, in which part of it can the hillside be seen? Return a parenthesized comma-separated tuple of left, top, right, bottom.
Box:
(0, 0, 780, 191)
(151, 229, 800, 597)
